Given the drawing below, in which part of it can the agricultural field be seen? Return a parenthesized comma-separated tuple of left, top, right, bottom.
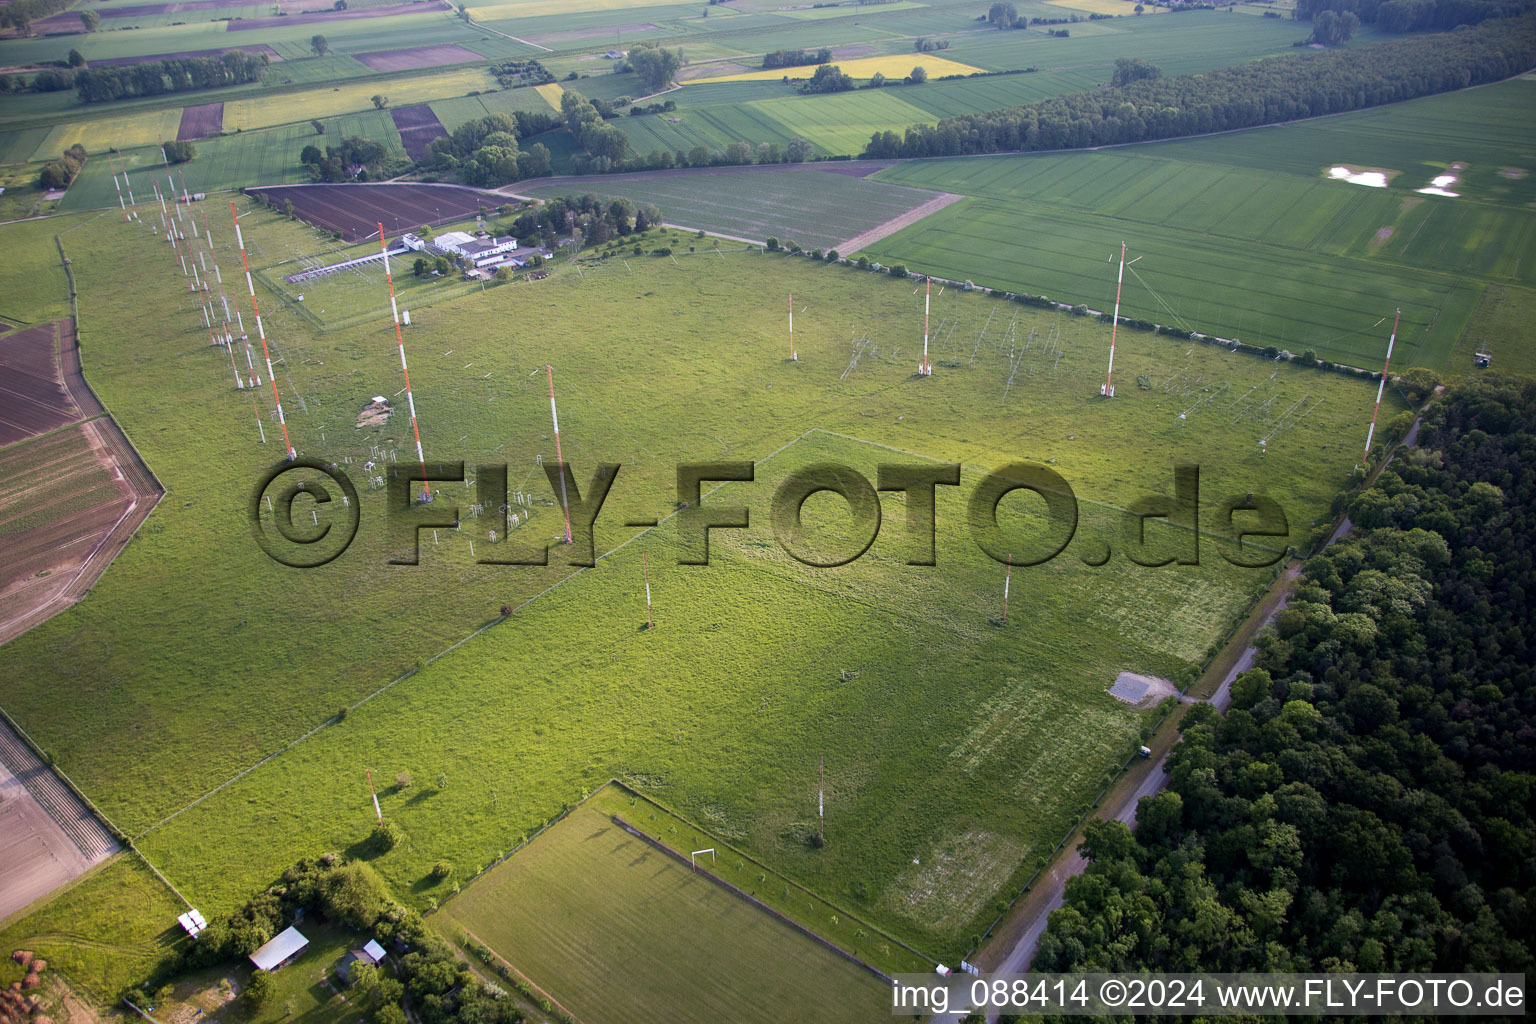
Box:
(861, 76, 1536, 371)
(515, 164, 942, 250)
(436, 788, 896, 1024)
(55, 110, 407, 212)
(685, 53, 986, 85)
(0, 196, 1386, 985)
(221, 67, 499, 131)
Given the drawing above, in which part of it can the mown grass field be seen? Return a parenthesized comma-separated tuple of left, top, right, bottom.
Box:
(516, 167, 944, 249)
(436, 789, 895, 1024)
(861, 77, 1536, 371)
(0, 198, 1385, 986)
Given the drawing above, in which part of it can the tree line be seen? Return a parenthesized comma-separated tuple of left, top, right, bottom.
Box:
(506, 193, 663, 249)
(762, 47, 833, 69)
(74, 51, 268, 103)
(862, 13, 1536, 158)
(1035, 374, 1536, 978)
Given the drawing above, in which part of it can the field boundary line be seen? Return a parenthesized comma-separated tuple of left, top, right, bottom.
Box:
(615, 783, 937, 969)
(611, 813, 899, 985)
(453, 926, 583, 1023)
(134, 430, 822, 838)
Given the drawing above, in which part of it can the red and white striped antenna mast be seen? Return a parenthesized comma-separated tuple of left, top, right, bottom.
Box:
(918, 276, 932, 376)
(1002, 554, 1012, 624)
(818, 757, 825, 845)
(377, 223, 429, 495)
(1360, 308, 1401, 466)
(788, 293, 797, 361)
(231, 201, 295, 459)
(546, 364, 573, 544)
(107, 153, 128, 221)
(1102, 242, 1139, 397)
(365, 769, 382, 823)
(642, 551, 654, 629)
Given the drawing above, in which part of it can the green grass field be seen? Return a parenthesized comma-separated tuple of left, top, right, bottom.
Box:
(860, 77, 1536, 370)
(0, 199, 1387, 977)
(436, 788, 895, 1024)
(517, 167, 947, 248)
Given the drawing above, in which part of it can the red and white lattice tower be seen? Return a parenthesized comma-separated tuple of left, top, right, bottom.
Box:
(231, 201, 294, 459)
(918, 277, 932, 376)
(377, 224, 429, 495)
(1102, 242, 1126, 397)
(1361, 308, 1401, 465)
(546, 364, 573, 544)
(789, 293, 797, 361)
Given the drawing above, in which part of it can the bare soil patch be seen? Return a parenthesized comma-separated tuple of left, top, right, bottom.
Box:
(390, 104, 450, 162)
(1107, 671, 1181, 709)
(357, 43, 481, 72)
(245, 182, 501, 241)
(0, 323, 81, 447)
(177, 102, 224, 142)
(0, 319, 162, 647)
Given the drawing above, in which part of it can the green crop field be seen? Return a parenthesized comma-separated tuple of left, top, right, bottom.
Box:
(517, 167, 947, 249)
(860, 77, 1536, 371)
(55, 111, 407, 212)
(0, 197, 1387, 997)
(436, 788, 895, 1024)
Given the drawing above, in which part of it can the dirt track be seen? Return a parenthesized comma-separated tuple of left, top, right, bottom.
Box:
(835, 190, 964, 254)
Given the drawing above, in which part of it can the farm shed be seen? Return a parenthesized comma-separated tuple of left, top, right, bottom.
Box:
(249, 926, 309, 971)
(339, 939, 388, 982)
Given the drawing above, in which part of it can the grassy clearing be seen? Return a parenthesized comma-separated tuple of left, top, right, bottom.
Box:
(689, 53, 984, 85)
(0, 202, 1384, 965)
(0, 128, 49, 166)
(516, 168, 945, 249)
(465, 0, 702, 20)
(436, 790, 894, 1024)
(1451, 284, 1536, 377)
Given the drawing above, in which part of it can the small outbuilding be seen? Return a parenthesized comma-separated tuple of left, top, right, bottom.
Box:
(249, 926, 309, 972)
(338, 939, 387, 983)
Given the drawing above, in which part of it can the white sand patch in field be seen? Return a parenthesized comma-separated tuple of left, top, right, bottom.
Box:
(1108, 671, 1180, 708)
(1328, 165, 1389, 187)
(1417, 162, 1467, 197)
(883, 828, 1026, 932)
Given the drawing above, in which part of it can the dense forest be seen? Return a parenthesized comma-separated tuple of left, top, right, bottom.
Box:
(862, 14, 1536, 158)
(74, 51, 268, 103)
(1296, 0, 1534, 34)
(1036, 375, 1535, 976)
